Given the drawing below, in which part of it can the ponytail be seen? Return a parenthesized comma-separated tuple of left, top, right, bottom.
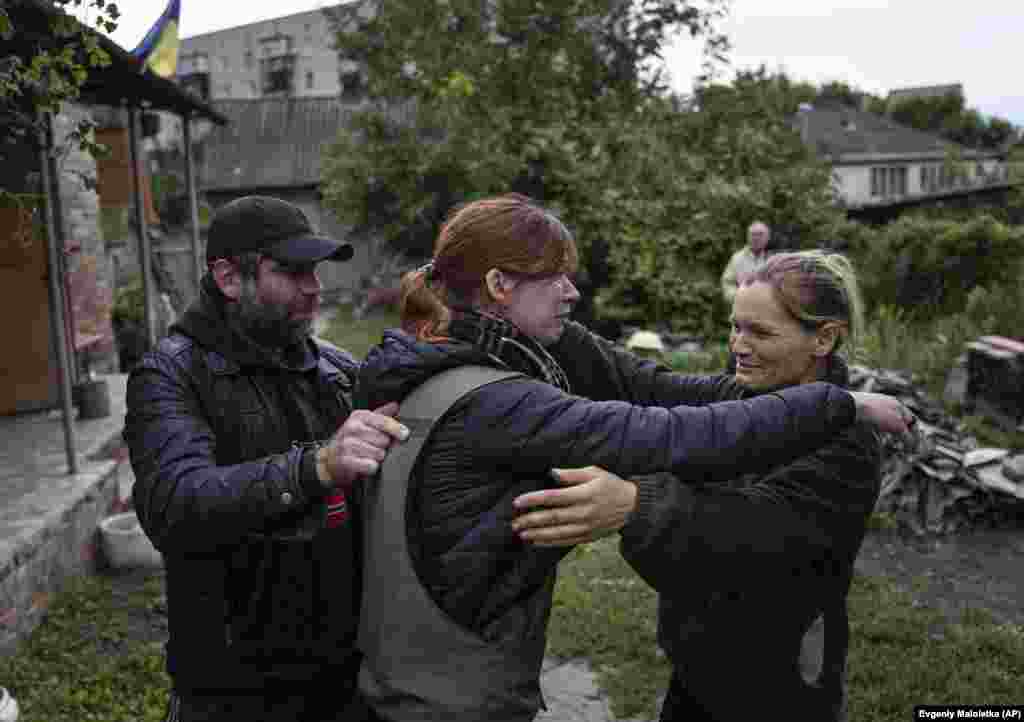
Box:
(400, 265, 449, 340)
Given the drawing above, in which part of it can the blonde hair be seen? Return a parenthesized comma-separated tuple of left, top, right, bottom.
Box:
(400, 194, 578, 339)
(744, 249, 864, 361)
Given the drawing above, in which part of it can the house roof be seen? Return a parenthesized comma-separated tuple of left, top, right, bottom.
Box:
(7, 0, 226, 123)
(199, 97, 412, 190)
(888, 84, 963, 101)
(793, 105, 994, 162)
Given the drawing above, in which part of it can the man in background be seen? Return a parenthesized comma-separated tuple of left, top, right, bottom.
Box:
(721, 221, 772, 304)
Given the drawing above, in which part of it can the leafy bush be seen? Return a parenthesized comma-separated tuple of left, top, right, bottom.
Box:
(851, 215, 1024, 321)
(962, 278, 1024, 335)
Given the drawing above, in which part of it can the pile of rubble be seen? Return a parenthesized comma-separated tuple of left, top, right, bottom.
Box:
(848, 364, 1024, 535)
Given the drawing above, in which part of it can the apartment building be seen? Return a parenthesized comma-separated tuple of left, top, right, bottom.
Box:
(175, 2, 373, 101)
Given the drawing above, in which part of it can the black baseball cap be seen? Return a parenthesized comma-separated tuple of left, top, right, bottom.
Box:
(206, 196, 354, 264)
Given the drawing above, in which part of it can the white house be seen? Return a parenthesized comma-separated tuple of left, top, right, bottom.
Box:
(793, 105, 1009, 209)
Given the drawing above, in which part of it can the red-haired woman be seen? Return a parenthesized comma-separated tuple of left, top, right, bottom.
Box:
(354, 196, 913, 721)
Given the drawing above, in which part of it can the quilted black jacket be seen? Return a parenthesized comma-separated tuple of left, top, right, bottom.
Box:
(124, 276, 361, 695)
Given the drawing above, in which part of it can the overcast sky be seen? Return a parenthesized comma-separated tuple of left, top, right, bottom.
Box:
(96, 0, 1023, 125)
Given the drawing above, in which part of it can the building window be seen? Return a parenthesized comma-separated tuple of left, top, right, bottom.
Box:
(262, 55, 295, 94)
(245, 51, 254, 69)
(339, 58, 364, 100)
(871, 166, 907, 198)
(222, 56, 230, 71)
(306, 71, 315, 90)
(259, 34, 296, 95)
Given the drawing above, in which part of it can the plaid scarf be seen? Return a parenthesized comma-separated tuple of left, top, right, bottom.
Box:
(447, 309, 571, 393)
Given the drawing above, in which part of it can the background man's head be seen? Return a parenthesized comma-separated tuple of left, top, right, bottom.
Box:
(205, 196, 353, 347)
(748, 221, 771, 255)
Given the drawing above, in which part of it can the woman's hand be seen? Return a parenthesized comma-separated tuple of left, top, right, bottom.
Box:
(850, 391, 919, 442)
(511, 466, 637, 547)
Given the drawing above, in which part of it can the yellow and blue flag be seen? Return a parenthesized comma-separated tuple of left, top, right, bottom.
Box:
(131, 0, 181, 78)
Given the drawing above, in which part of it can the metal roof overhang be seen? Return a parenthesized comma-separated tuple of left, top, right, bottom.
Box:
(6, 0, 226, 472)
(8, 0, 227, 124)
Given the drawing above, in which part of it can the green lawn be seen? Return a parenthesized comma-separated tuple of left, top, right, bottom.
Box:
(0, 572, 169, 722)
(5, 541, 1019, 722)
(549, 537, 1024, 721)
(320, 303, 400, 362)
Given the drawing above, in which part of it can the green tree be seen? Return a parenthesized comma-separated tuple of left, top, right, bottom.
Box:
(1, 0, 120, 206)
(321, 0, 746, 335)
(592, 69, 843, 338)
(320, 2, 727, 259)
(886, 91, 1017, 151)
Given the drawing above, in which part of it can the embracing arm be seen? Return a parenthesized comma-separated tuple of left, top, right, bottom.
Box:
(546, 322, 914, 436)
(547, 321, 738, 406)
(466, 376, 860, 483)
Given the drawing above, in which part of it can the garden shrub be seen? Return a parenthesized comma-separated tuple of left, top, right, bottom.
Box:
(963, 278, 1024, 336)
(851, 214, 1024, 321)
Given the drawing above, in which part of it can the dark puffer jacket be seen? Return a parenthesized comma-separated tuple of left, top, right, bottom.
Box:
(545, 324, 881, 719)
(356, 327, 859, 659)
(619, 368, 881, 721)
(124, 277, 361, 695)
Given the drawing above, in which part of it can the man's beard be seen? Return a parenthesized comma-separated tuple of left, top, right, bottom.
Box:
(231, 281, 313, 349)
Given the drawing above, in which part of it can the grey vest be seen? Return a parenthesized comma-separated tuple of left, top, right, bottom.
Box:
(358, 366, 549, 722)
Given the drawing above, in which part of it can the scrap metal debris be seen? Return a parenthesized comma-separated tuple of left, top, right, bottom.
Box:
(848, 364, 1024, 535)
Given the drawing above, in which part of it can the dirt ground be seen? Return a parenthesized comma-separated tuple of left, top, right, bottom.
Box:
(855, 525, 1024, 627)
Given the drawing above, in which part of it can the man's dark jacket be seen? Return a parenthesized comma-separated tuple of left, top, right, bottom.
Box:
(355, 323, 858, 715)
(124, 277, 361, 696)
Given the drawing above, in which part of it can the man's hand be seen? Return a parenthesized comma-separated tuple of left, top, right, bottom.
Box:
(322, 402, 408, 489)
(510, 466, 637, 547)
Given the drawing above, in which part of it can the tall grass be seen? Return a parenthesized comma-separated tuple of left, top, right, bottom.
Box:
(860, 278, 1024, 398)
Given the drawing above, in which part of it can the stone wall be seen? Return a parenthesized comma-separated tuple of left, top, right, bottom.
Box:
(0, 460, 123, 656)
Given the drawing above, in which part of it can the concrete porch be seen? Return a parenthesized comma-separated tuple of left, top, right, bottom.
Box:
(0, 374, 129, 655)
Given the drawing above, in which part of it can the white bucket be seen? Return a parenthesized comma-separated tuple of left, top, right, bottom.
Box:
(0, 686, 19, 722)
(98, 512, 163, 570)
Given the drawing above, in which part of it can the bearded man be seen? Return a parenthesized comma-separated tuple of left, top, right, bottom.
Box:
(124, 196, 408, 721)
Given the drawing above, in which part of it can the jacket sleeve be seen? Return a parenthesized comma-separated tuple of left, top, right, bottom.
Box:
(619, 423, 882, 593)
(125, 352, 327, 556)
(463, 377, 857, 483)
(547, 321, 741, 406)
